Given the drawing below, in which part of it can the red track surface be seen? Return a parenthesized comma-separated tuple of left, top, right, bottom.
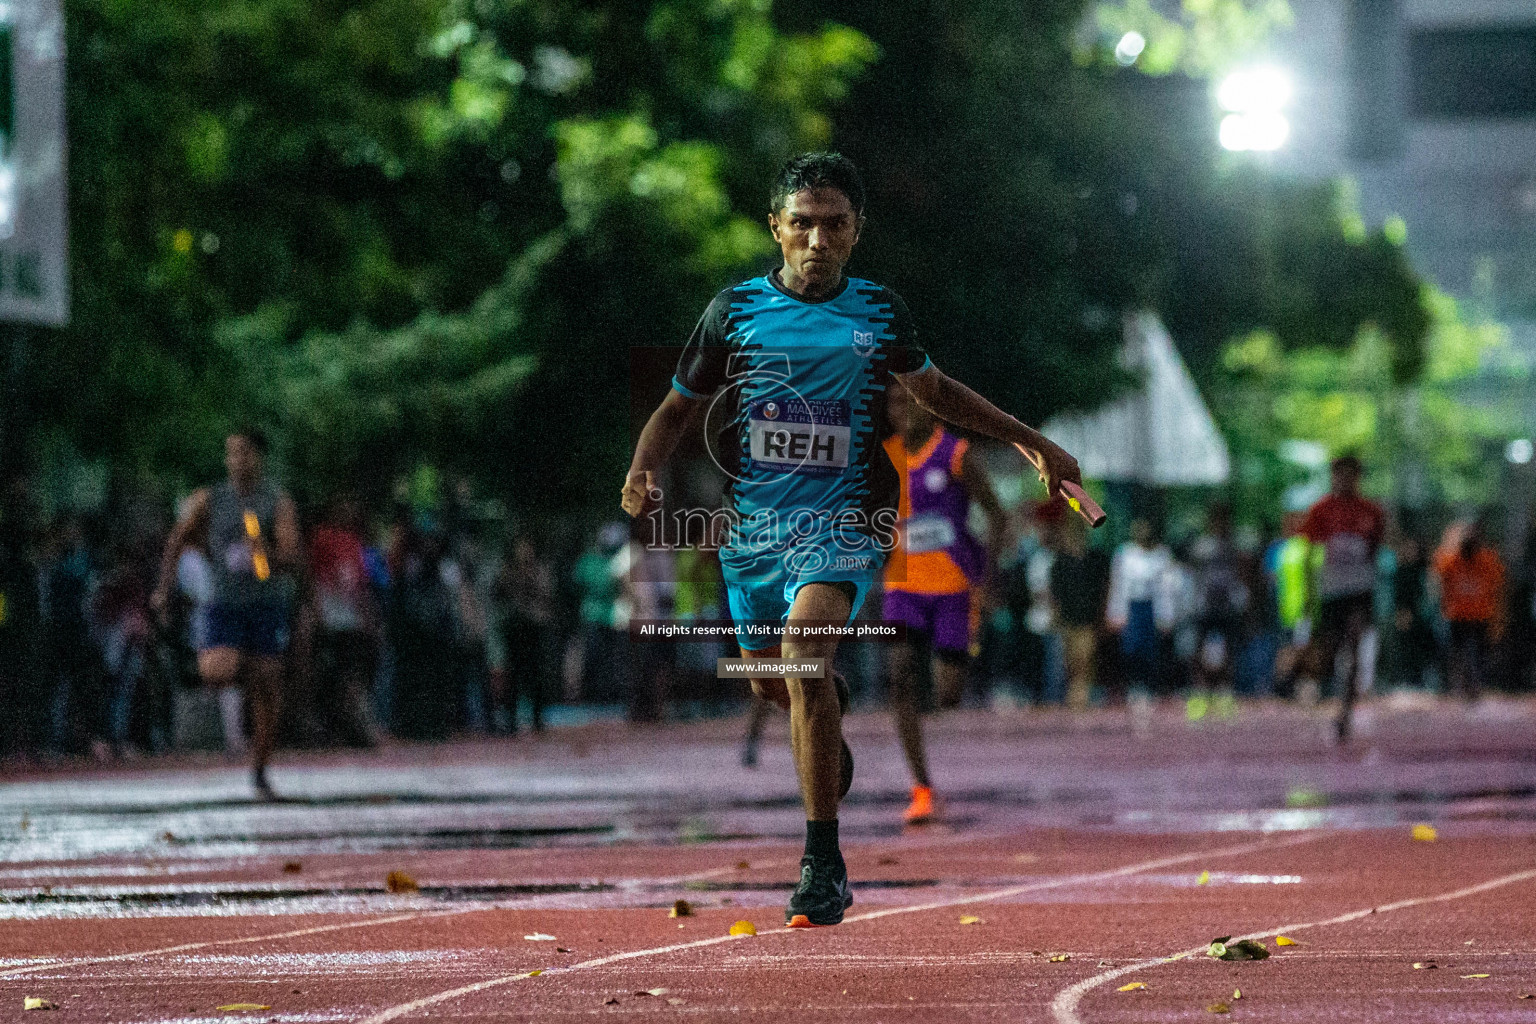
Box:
(2, 697, 1535, 1022)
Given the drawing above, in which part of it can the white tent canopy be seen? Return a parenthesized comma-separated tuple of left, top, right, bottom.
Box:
(1042, 312, 1230, 486)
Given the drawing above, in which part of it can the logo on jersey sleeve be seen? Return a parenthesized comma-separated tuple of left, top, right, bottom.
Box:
(748, 398, 851, 475)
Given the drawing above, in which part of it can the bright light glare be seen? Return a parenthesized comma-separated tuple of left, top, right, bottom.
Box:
(1220, 111, 1290, 152)
(1114, 31, 1146, 66)
(1218, 67, 1293, 112)
(1507, 438, 1534, 465)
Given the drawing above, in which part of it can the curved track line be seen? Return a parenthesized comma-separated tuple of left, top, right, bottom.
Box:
(1049, 865, 1536, 1024)
(0, 829, 995, 980)
(354, 831, 1325, 1023)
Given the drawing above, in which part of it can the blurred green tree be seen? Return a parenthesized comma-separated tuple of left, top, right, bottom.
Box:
(772, 0, 1428, 428)
(50, 0, 871, 513)
(42, 0, 1430, 529)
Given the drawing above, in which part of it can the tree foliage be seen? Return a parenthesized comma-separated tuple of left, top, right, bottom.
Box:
(40, 0, 1432, 526)
(1216, 287, 1516, 515)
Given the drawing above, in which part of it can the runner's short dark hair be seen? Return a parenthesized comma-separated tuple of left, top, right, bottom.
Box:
(770, 152, 865, 215)
(231, 426, 270, 456)
(1331, 454, 1362, 474)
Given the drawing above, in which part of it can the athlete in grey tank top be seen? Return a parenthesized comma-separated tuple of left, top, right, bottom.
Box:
(152, 429, 300, 801)
(207, 478, 284, 607)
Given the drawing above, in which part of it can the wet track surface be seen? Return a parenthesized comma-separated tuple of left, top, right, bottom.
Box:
(1, 696, 1534, 1021)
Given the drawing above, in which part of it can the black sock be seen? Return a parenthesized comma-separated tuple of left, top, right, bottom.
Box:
(805, 819, 840, 863)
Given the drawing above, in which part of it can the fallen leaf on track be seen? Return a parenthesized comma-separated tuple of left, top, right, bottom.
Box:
(282, 861, 302, 874)
(556, 948, 571, 953)
(1232, 988, 1242, 1000)
(1117, 982, 1145, 992)
(1049, 954, 1071, 963)
(1412, 823, 1438, 842)
(1518, 993, 1533, 999)
(1207, 1002, 1231, 1014)
(603, 997, 620, 1005)
(525, 933, 557, 941)
(638, 988, 669, 997)
(959, 915, 983, 925)
(670, 900, 694, 918)
(1197, 871, 1211, 886)
(735, 861, 750, 870)
(1413, 962, 1437, 970)
(385, 870, 419, 893)
(1208, 938, 1268, 961)
(877, 856, 900, 866)
(527, 970, 543, 977)
(23, 998, 57, 1011)
(216, 1005, 271, 1012)
(1461, 974, 1490, 979)
(729, 920, 757, 936)
(1275, 935, 1296, 946)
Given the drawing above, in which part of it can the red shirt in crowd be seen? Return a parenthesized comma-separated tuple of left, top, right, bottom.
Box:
(1302, 493, 1385, 600)
(309, 525, 370, 631)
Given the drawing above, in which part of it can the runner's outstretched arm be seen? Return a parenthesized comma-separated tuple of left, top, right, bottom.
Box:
(900, 365, 1080, 499)
(150, 488, 211, 617)
(621, 388, 705, 517)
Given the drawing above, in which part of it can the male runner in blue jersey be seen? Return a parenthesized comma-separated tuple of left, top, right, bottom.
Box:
(621, 153, 1081, 927)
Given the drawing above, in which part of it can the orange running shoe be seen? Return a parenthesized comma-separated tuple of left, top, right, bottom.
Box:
(903, 785, 935, 824)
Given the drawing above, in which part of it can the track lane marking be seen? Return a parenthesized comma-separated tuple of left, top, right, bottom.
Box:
(1049, 864, 1536, 1024)
(0, 828, 996, 979)
(354, 831, 1326, 1023)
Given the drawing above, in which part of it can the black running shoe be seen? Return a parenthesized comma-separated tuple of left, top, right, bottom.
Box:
(786, 855, 853, 927)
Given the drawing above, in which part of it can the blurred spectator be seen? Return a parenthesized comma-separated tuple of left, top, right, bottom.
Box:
(1262, 512, 1310, 694)
(570, 523, 629, 703)
(39, 519, 101, 755)
(1384, 530, 1436, 690)
(388, 521, 461, 740)
(1187, 503, 1249, 699)
(1106, 518, 1174, 697)
(93, 537, 159, 755)
(309, 495, 383, 747)
(1048, 512, 1109, 710)
(1023, 500, 1064, 704)
(1433, 520, 1504, 701)
(620, 539, 676, 723)
(494, 535, 556, 733)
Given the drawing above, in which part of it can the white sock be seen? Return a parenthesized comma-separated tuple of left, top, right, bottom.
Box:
(218, 687, 248, 754)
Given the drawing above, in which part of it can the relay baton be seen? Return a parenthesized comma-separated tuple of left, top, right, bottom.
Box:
(1013, 443, 1107, 529)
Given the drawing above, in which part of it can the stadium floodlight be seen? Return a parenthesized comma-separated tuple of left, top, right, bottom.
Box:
(1114, 31, 1146, 66)
(1217, 65, 1292, 152)
(1506, 438, 1534, 465)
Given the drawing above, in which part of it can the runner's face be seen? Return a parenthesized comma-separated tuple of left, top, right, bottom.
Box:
(770, 187, 861, 294)
(225, 435, 263, 485)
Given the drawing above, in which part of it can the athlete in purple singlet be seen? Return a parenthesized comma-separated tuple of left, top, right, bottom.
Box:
(882, 386, 1006, 823)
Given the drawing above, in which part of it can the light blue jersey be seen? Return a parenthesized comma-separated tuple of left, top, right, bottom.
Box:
(672, 273, 929, 644)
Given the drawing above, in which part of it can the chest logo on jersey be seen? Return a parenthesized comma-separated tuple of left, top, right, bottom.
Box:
(923, 467, 948, 493)
(852, 329, 877, 356)
(748, 398, 851, 475)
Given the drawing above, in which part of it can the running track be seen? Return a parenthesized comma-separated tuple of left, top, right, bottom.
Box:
(2, 695, 1535, 1022)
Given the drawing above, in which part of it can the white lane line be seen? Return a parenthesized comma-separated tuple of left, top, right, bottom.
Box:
(354, 831, 1326, 1024)
(0, 909, 469, 979)
(1049, 865, 1536, 1024)
(0, 830, 994, 978)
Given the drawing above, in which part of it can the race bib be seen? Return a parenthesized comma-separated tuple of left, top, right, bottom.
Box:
(225, 540, 255, 575)
(904, 513, 957, 554)
(748, 398, 851, 475)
